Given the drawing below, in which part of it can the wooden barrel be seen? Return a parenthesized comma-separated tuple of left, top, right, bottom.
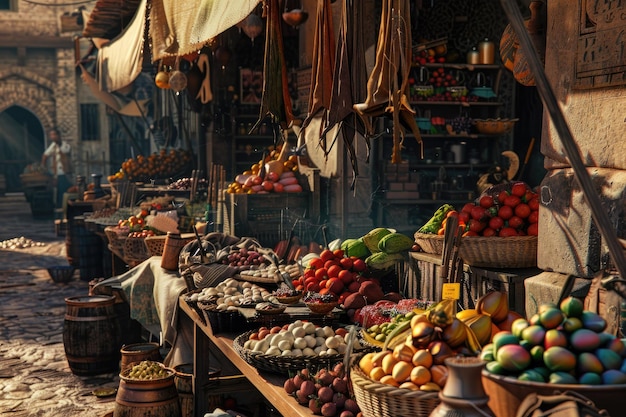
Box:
(114, 369, 181, 417)
(173, 364, 194, 417)
(120, 343, 162, 373)
(63, 295, 121, 376)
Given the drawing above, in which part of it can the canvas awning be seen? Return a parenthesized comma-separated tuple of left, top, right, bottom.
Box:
(83, 0, 261, 93)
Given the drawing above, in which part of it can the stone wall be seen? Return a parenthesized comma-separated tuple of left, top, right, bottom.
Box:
(0, 1, 87, 170)
(527, 0, 626, 328)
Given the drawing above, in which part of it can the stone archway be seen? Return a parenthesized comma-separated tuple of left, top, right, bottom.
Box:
(0, 106, 45, 192)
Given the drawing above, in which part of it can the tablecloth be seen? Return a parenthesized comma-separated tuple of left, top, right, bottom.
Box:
(93, 256, 194, 366)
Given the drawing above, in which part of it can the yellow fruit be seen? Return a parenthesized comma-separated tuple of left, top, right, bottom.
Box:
(393, 344, 415, 363)
(379, 375, 400, 387)
(371, 350, 391, 368)
(391, 361, 413, 383)
(420, 382, 441, 391)
(381, 353, 399, 375)
(369, 366, 386, 381)
(359, 352, 375, 375)
(410, 365, 431, 386)
(412, 349, 433, 368)
(399, 381, 420, 391)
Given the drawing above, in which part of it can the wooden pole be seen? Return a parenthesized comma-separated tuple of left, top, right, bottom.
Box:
(499, 0, 626, 281)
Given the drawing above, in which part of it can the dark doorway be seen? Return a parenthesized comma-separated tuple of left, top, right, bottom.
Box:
(0, 106, 44, 192)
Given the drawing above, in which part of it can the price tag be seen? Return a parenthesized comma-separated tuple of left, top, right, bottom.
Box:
(442, 283, 461, 300)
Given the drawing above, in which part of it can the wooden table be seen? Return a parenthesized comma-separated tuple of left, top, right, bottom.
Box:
(178, 297, 311, 417)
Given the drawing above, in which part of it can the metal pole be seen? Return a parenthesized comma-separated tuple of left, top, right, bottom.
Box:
(499, 1, 626, 280)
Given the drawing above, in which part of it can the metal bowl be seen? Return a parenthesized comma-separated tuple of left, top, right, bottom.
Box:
(473, 118, 518, 135)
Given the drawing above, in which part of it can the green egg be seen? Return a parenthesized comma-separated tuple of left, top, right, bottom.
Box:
(539, 307, 565, 330)
(530, 345, 545, 365)
(497, 344, 532, 372)
(579, 372, 602, 385)
(581, 311, 607, 333)
(486, 360, 509, 375)
(596, 348, 622, 370)
(560, 296, 584, 318)
(602, 369, 626, 384)
(569, 328, 601, 352)
(521, 325, 546, 346)
(549, 371, 578, 384)
(543, 346, 576, 372)
(576, 352, 604, 374)
(562, 317, 583, 333)
(517, 369, 546, 383)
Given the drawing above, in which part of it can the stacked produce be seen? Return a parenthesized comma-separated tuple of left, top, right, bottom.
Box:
(187, 278, 273, 311)
(483, 296, 626, 385)
(227, 145, 302, 194)
(283, 364, 361, 417)
(108, 148, 193, 183)
(241, 321, 362, 357)
(418, 181, 539, 237)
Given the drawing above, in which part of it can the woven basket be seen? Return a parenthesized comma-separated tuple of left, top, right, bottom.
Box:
(482, 371, 626, 417)
(350, 363, 440, 417)
(306, 302, 339, 315)
(144, 234, 196, 257)
(123, 236, 151, 264)
(414, 232, 538, 268)
(233, 329, 374, 376)
(105, 226, 127, 254)
(274, 294, 303, 305)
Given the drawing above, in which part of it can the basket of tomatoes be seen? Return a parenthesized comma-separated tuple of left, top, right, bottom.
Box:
(414, 181, 539, 268)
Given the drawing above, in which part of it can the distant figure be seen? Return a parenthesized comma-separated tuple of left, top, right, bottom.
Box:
(41, 128, 73, 208)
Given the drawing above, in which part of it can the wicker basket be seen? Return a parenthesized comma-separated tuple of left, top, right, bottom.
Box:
(482, 371, 626, 417)
(144, 233, 195, 257)
(414, 232, 538, 268)
(274, 294, 303, 305)
(233, 329, 374, 376)
(350, 363, 440, 417)
(306, 302, 339, 315)
(105, 226, 127, 255)
(123, 236, 151, 264)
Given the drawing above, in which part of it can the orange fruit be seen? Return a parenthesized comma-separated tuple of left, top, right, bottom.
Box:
(371, 351, 391, 368)
(410, 365, 431, 386)
(399, 381, 420, 391)
(391, 361, 413, 382)
(359, 352, 375, 375)
(412, 349, 433, 368)
(381, 353, 399, 374)
(369, 366, 386, 381)
(379, 375, 400, 387)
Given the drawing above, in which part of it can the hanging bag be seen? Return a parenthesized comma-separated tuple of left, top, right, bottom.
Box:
(516, 391, 609, 417)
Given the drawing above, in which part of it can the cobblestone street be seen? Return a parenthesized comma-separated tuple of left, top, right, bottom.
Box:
(0, 193, 118, 417)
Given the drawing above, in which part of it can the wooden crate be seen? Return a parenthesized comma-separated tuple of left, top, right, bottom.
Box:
(405, 252, 539, 316)
(220, 191, 312, 248)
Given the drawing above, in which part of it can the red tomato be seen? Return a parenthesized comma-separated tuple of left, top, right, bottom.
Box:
(527, 223, 539, 236)
(338, 269, 353, 285)
(499, 227, 519, 237)
(461, 202, 476, 213)
(514, 203, 531, 219)
(482, 227, 497, 237)
(497, 190, 510, 204)
(314, 267, 328, 280)
(508, 215, 525, 229)
(511, 182, 529, 197)
(351, 258, 366, 272)
(528, 210, 539, 224)
(468, 219, 486, 233)
(489, 216, 504, 231)
(528, 197, 540, 211)
(333, 249, 345, 259)
(458, 211, 471, 225)
(320, 249, 335, 262)
(498, 205, 514, 220)
(339, 257, 353, 270)
(470, 205, 487, 221)
(504, 195, 522, 207)
(479, 195, 495, 208)
(261, 180, 274, 192)
(524, 190, 536, 202)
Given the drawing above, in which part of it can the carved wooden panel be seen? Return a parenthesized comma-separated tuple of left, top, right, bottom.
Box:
(574, 0, 626, 89)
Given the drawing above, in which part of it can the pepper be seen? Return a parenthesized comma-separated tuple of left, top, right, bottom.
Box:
(418, 204, 455, 234)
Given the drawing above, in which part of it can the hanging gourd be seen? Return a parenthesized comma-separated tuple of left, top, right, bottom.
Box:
(168, 58, 188, 93)
(155, 64, 170, 89)
(242, 13, 263, 45)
